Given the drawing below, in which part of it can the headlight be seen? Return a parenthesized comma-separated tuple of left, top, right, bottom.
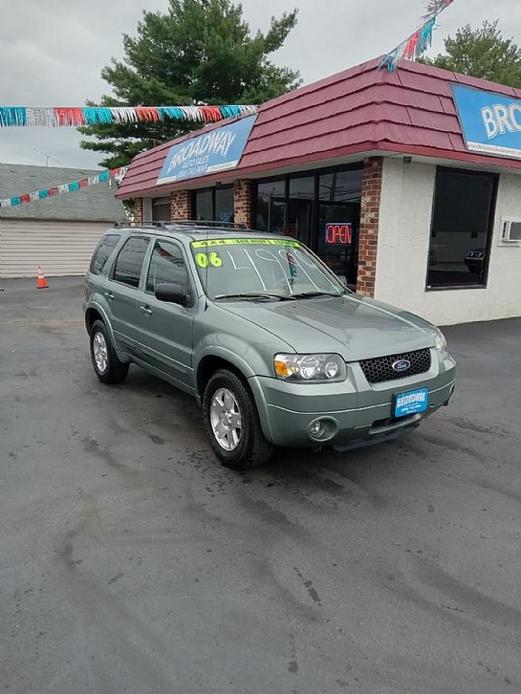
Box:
(434, 330, 447, 352)
(274, 354, 346, 382)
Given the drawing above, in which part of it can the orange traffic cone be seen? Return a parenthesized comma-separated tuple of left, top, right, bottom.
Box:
(36, 266, 49, 289)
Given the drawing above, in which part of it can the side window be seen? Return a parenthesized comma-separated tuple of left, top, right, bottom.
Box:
(89, 234, 120, 275)
(146, 240, 188, 293)
(112, 236, 150, 288)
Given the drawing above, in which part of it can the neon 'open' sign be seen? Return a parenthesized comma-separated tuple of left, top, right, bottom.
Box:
(325, 223, 352, 245)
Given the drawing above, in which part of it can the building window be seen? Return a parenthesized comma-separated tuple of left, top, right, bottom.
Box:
(318, 170, 362, 284)
(319, 169, 363, 203)
(194, 186, 234, 223)
(215, 187, 234, 223)
(256, 180, 286, 234)
(195, 190, 213, 220)
(152, 197, 171, 222)
(254, 166, 363, 285)
(286, 176, 314, 244)
(427, 168, 498, 289)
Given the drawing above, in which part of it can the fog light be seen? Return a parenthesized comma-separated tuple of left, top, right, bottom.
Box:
(308, 417, 338, 442)
(309, 420, 326, 437)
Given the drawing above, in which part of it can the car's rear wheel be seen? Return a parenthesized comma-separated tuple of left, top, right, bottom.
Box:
(90, 319, 129, 384)
(203, 369, 273, 470)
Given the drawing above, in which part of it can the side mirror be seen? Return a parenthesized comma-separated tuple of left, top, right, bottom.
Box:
(155, 282, 189, 306)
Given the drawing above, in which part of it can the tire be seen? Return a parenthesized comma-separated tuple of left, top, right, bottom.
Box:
(203, 369, 273, 470)
(90, 319, 129, 384)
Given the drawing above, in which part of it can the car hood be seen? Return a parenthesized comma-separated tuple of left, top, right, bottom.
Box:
(221, 294, 436, 361)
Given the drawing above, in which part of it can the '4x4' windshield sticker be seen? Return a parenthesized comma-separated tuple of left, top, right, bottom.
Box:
(191, 238, 301, 249)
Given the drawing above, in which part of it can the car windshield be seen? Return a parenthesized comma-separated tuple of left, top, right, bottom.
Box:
(190, 237, 346, 301)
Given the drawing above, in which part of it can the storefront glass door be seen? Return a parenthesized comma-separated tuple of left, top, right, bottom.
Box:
(256, 180, 286, 235)
(318, 170, 362, 286)
(286, 176, 314, 245)
(254, 166, 363, 287)
(318, 202, 360, 285)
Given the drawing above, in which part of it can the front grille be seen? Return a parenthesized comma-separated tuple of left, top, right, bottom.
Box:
(359, 348, 431, 385)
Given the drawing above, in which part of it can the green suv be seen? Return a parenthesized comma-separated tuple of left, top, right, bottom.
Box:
(84, 223, 456, 470)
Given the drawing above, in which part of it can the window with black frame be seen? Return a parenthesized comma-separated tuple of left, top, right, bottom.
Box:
(318, 169, 362, 284)
(427, 169, 497, 289)
(256, 180, 286, 234)
(254, 167, 363, 285)
(152, 197, 171, 222)
(195, 190, 213, 221)
(194, 187, 234, 223)
(215, 187, 234, 223)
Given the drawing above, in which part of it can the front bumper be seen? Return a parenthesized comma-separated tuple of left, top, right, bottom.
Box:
(248, 350, 456, 449)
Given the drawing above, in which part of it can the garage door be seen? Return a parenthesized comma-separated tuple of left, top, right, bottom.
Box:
(0, 219, 111, 278)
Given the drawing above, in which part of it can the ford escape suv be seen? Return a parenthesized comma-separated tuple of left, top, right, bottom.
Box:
(84, 223, 456, 470)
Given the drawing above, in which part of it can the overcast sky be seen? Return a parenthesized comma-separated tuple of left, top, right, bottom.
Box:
(1, 0, 520, 170)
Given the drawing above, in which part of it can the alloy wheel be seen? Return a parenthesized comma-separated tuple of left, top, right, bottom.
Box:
(209, 387, 242, 451)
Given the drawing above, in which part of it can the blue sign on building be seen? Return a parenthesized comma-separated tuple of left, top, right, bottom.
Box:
(452, 83, 521, 160)
(157, 114, 257, 184)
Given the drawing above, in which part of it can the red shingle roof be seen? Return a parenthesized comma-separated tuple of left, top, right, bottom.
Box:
(117, 58, 521, 199)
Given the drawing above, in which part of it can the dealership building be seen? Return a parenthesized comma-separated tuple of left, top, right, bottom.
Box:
(117, 58, 521, 326)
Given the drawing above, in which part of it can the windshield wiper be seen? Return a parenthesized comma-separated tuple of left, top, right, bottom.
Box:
(290, 291, 344, 300)
(213, 293, 292, 302)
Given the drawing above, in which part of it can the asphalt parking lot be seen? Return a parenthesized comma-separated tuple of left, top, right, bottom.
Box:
(1, 276, 521, 694)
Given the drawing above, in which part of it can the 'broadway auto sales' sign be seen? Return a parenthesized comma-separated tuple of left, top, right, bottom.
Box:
(157, 115, 256, 185)
(452, 83, 521, 160)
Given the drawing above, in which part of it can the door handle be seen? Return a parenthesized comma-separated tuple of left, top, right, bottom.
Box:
(104, 291, 115, 301)
(139, 305, 153, 317)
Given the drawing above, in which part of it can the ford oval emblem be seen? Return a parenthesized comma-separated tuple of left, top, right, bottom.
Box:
(392, 359, 412, 373)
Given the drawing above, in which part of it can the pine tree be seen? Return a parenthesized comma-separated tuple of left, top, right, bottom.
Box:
(79, 0, 300, 168)
(424, 20, 521, 87)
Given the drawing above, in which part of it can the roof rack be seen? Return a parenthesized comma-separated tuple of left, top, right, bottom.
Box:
(113, 219, 249, 230)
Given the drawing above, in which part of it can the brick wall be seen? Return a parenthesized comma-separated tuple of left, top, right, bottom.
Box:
(133, 198, 143, 224)
(356, 157, 383, 297)
(234, 179, 253, 227)
(170, 190, 192, 220)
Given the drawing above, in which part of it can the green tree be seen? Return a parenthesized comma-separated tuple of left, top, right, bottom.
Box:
(79, 0, 300, 168)
(424, 20, 521, 87)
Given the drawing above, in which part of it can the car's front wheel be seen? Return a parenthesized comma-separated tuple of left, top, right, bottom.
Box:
(90, 319, 129, 384)
(203, 369, 273, 470)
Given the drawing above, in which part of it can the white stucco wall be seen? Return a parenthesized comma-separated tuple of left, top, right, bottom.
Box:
(374, 158, 521, 326)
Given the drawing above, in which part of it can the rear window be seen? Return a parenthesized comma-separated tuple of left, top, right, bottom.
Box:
(90, 234, 120, 275)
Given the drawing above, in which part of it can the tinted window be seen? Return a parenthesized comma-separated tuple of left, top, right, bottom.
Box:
(428, 169, 497, 289)
(112, 237, 150, 288)
(152, 197, 170, 222)
(289, 176, 314, 200)
(256, 180, 286, 233)
(89, 234, 120, 275)
(215, 187, 234, 223)
(195, 190, 212, 220)
(319, 170, 362, 203)
(146, 240, 188, 292)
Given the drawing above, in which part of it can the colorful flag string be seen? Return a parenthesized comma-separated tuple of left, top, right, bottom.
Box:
(379, 0, 454, 71)
(0, 104, 257, 128)
(0, 167, 127, 209)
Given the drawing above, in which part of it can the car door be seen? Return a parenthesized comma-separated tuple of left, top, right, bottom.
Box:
(135, 237, 195, 390)
(107, 235, 151, 354)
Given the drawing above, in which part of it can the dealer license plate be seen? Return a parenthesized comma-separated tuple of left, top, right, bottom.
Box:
(394, 387, 429, 418)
